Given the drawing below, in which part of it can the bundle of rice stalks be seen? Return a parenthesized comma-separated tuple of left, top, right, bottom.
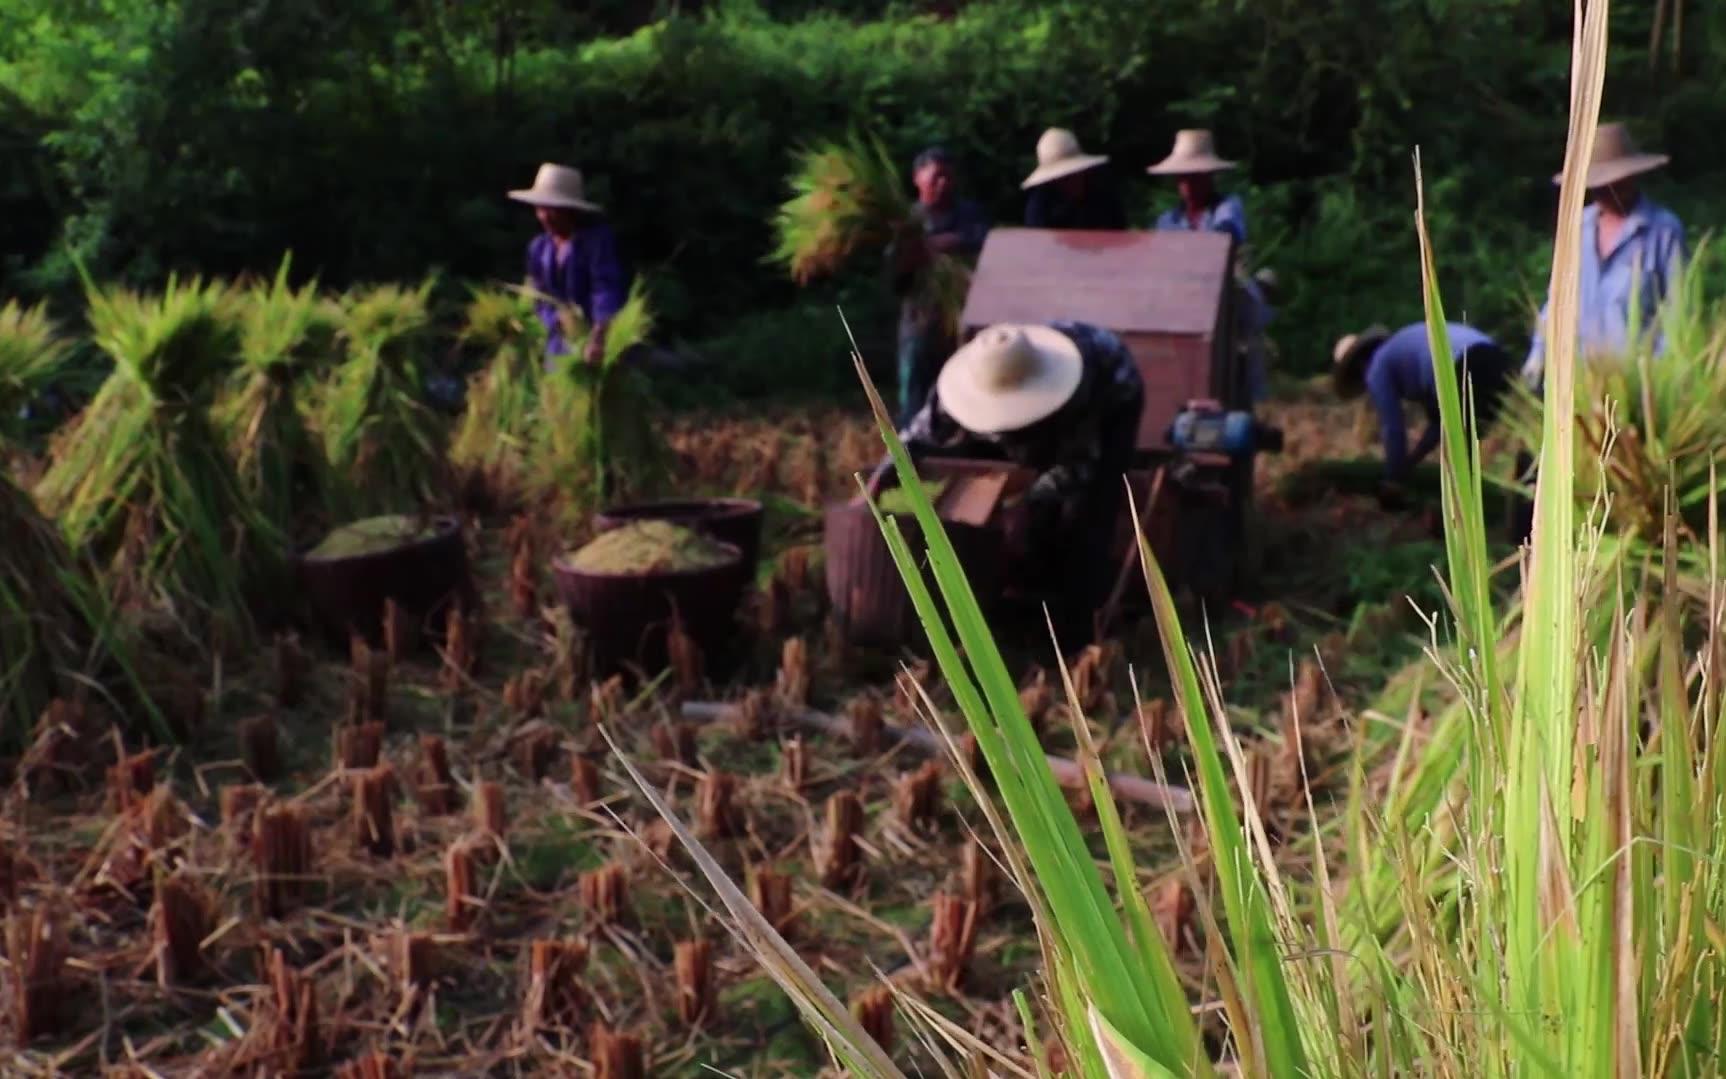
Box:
(771, 134, 910, 285)
(451, 285, 547, 508)
(36, 275, 278, 642)
(320, 279, 447, 514)
(526, 284, 666, 522)
(770, 132, 972, 335)
(216, 257, 337, 543)
(1, 301, 133, 746)
(1500, 240, 1726, 552)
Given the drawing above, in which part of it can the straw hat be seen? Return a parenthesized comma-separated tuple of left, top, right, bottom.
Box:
(1331, 324, 1390, 394)
(508, 163, 602, 211)
(1021, 129, 1111, 190)
(1553, 123, 1669, 188)
(1147, 129, 1237, 176)
(937, 325, 1084, 434)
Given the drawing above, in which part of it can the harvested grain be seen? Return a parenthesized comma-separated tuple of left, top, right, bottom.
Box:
(566, 520, 730, 575)
(306, 515, 436, 559)
(875, 476, 948, 515)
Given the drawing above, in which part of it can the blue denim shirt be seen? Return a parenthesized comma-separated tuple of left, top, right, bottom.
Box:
(1154, 194, 1248, 246)
(1367, 322, 1496, 479)
(1523, 198, 1686, 384)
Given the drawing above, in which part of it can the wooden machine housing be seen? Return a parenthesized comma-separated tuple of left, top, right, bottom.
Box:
(958, 227, 1241, 450)
(951, 227, 1251, 604)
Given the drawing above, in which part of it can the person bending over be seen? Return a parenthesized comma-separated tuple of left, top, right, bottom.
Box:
(1333, 321, 1513, 509)
(869, 321, 1144, 645)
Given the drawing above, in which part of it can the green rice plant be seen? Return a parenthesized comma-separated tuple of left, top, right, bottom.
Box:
(36, 275, 278, 643)
(214, 255, 338, 543)
(320, 278, 448, 515)
(449, 283, 548, 507)
(770, 132, 971, 338)
(525, 282, 666, 523)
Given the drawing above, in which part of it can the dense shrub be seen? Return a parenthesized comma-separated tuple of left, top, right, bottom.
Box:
(2, 0, 1724, 390)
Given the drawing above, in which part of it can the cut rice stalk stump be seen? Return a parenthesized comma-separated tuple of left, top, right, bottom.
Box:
(151, 872, 213, 986)
(524, 938, 589, 1033)
(253, 802, 314, 918)
(816, 791, 863, 890)
(353, 764, 397, 858)
(674, 938, 715, 1026)
(6, 908, 67, 1041)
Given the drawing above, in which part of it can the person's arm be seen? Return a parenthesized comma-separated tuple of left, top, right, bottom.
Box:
(1024, 188, 1049, 228)
(942, 202, 990, 257)
(1407, 397, 1442, 470)
(1213, 196, 1248, 246)
(1367, 356, 1409, 481)
(866, 397, 941, 495)
(1520, 303, 1548, 390)
(584, 224, 629, 361)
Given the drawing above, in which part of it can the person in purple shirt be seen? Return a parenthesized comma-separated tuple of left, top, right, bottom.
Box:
(1333, 322, 1513, 504)
(507, 163, 630, 363)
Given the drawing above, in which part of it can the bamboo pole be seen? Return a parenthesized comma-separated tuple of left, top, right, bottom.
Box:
(678, 701, 1193, 813)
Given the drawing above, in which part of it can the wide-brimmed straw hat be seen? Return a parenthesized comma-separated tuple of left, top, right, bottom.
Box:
(508, 163, 602, 211)
(937, 324, 1084, 434)
(1147, 129, 1237, 176)
(1331, 324, 1390, 394)
(1021, 129, 1110, 190)
(1554, 123, 1669, 188)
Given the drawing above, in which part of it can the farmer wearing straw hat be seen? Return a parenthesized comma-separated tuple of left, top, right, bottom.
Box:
(508, 163, 631, 364)
(1333, 322, 1514, 509)
(889, 146, 992, 425)
(867, 321, 1145, 644)
(1022, 129, 1127, 231)
(1521, 122, 1686, 388)
(1149, 129, 1273, 402)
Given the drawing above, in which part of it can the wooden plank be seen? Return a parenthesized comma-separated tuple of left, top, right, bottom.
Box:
(936, 471, 1011, 528)
(960, 228, 1232, 336)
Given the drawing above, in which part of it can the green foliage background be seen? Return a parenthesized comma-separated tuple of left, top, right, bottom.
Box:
(1, 0, 1722, 390)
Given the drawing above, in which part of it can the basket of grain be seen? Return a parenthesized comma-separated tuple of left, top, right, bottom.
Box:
(592, 497, 765, 580)
(296, 514, 473, 649)
(552, 520, 748, 678)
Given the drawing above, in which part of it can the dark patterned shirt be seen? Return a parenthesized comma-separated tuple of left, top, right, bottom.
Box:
(895, 198, 992, 337)
(886, 321, 1143, 501)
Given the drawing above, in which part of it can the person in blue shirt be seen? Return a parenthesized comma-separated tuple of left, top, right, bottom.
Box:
(1021, 128, 1127, 231)
(1522, 123, 1685, 388)
(889, 147, 991, 425)
(1148, 129, 1271, 401)
(1334, 322, 1514, 505)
